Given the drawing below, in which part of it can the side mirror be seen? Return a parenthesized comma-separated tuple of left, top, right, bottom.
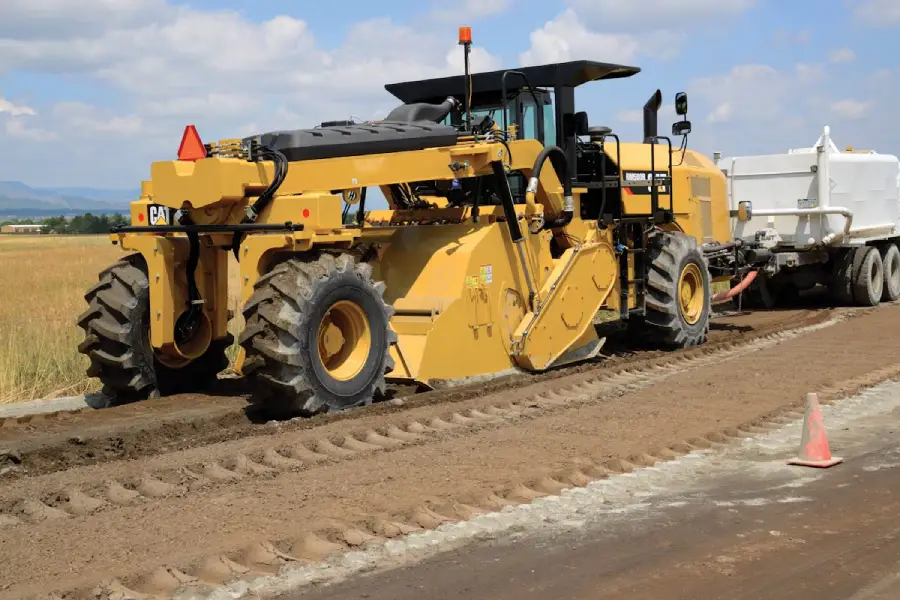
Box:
(738, 200, 753, 222)
(675, 92, 688, 116)
(672, 120, 692, 136)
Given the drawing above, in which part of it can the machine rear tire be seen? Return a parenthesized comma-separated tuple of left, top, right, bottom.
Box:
(640, 231, 711, 348)
(853, 246, 883, 306)
(239, 252, 395, 419)
(76, 254, 232, 404)
(879, 243, 900, 302)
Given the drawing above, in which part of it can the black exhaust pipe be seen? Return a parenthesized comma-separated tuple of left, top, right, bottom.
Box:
(643, 89, 663, 143)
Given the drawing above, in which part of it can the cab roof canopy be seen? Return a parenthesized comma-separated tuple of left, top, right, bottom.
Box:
(385, 60, 641, 106)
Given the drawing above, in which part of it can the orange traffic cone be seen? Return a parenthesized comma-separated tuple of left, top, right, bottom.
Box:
(787, 392, 842, 468)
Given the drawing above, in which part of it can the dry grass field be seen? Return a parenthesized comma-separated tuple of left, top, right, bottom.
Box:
(0, 235, 243, 405)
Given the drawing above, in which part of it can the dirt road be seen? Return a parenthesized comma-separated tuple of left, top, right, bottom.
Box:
(287, 379, 900, 600)
(0, 308, 817, 478)
(2, 304, 900, 599)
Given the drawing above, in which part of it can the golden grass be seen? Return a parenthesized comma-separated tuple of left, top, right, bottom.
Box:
(0, 235, 245, 405)
(0, 235, 124, 403)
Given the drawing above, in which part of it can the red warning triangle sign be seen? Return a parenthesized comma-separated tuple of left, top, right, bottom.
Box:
(178, 125, 207, 161)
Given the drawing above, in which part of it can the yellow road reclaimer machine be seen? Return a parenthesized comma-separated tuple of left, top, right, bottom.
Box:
(78, 28, 744, 418)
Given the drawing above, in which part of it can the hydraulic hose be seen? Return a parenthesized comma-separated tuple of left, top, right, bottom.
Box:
(711, 269, 758, 303)
(174, 225, 203, 346)
(245, 145, 288, 222)
(525, 145, 573, 230)
(230, 144, 289, 261)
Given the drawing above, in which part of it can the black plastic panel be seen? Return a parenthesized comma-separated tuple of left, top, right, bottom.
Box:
(244, 121, 459, 162)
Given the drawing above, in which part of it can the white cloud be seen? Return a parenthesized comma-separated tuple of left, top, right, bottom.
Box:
(615, 104, 676, 125)
(566, 0, 754, 25)
(5, 118, 57, 141)
(0, 0, 170, 39)
(0, 97, 36, 116)
(520, 10, 639, 66)
(0, 3, 504, 186)
(53, 102, 143, 135)
(0, 8, 498, 99)
(848, 0, 900, 27)
(433, 0, 511, 21)
(706, 102, 733, 124)
(829, 48, 856, 63)
(518, 9, 683, 66)
(445, 45, 502, 74)
(615, 59, 894, 162)
(830, 99, 872, 120)
(615, 109, 643, 124)
(690, 63, 825, 123)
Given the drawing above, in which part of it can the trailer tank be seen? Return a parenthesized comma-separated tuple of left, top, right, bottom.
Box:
(717, 125, 900, 307)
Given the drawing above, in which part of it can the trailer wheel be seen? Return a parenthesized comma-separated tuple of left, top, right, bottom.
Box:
(641, 231, 711, 348)
(853, 246, 883, 306)
(239, 252, 395, 419)
(76, 254, 232, 404)
(879, 243, 900, 302)
(828, 248, 856, 305)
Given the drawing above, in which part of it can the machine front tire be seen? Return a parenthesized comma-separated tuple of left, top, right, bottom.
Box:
(76, 254, 232, 404)
(239, 253, 395, 419)
(641, 231, 711, 348)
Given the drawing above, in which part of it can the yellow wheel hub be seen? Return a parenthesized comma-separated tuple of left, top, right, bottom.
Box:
(317, 300, 372, 381)
(677, 263, 704, 326)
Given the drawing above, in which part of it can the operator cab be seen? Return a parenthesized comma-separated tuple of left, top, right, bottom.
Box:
(383, 60, 643, 209)
(385, 60, 638, 151)
(438, 88, 556, 147)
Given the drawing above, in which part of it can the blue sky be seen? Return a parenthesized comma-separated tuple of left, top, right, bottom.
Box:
(0, 0, 897, 190)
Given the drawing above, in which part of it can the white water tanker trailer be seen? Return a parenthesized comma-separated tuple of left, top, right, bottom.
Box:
(717, 125, 900, 308)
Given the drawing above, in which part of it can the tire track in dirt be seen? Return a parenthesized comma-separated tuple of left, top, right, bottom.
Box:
(0, 308, 830, 482)
(4, 303, 897, 600)
(0, 310, 845, 531)
(17, 302, 899, 600)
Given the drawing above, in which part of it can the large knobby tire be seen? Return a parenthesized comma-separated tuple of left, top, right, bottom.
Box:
(879, 243, 900, 302)
(641, 231, 711, 348)
(238, 252, 396, 419)
(853, 246, 883, 306)
(76, 254, 232, 404)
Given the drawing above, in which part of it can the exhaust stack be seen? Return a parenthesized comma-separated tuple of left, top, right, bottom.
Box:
(643, 89, 663, 143)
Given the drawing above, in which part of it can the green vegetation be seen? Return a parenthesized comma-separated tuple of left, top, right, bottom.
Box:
(1, 213, 129, 234)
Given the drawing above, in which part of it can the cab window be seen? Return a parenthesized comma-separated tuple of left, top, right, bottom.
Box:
(443, 90, 557, 146)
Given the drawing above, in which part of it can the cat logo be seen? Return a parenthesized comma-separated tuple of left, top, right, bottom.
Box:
(148, 204, 171, 226)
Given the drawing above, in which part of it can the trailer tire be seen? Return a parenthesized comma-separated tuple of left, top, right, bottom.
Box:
(239, 252, 395, 419)
(828, 248, 856, 305)
(640, 231, 711, 348)
(879, 243, 900, 302)
(77, 254, 233, 404)
(852, 246, 883, 307)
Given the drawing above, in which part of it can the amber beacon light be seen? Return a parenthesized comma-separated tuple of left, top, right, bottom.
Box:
(458, 26, 472, 45)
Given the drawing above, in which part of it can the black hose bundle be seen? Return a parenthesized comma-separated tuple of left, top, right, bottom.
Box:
(230, 144, 289, 260)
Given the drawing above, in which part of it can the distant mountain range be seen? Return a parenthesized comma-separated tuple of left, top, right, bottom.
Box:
(0, 181, 138, 218)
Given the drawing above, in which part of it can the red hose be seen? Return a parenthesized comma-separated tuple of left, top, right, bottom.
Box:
(712, 269, 758, 303)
